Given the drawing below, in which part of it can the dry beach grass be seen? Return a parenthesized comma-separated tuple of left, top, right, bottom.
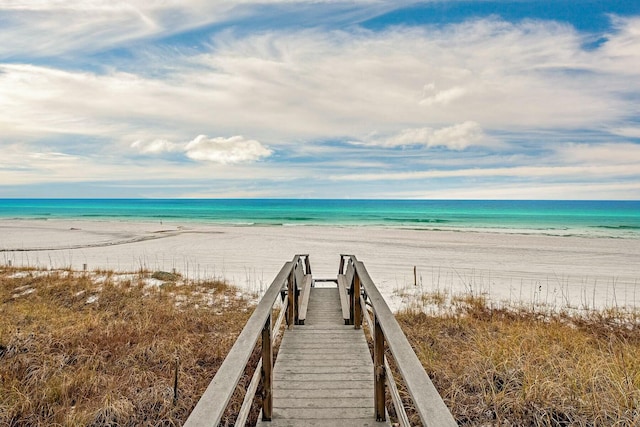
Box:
(396, 294, 640, 426)
(0, 266, 254, 426)
(2, 266, 639, 426)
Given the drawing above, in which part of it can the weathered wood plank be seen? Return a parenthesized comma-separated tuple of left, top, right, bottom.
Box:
(297, 274, 313, 323)
(272, 397, 373, 408)
(275, 365, 372, 374)
(283, 333, 361, 340)
(345, 261, 355, 288)
(276, 341, 365, 350)
(284, 326, 355, 330)
(257, 418, 388, 427)
(278, 335, 366, 344)
(274, 372, 372, 382)
(283, 332, 363, 339)
(336, 274, 351, 323)
(280, 342, 366, 349)
(272, 408, 374, 419)
(373, 313, 385, 421)
(273, 379, 374, 390)
(277, 348, 368, 356)
(283, 326, 356, 332)
(262, 313, 273, 420)
(294, 260, 305, 296)
(273, 357, 368, 367)
(276, 348, 371, 357)
(273, 388, 372, 399)
(275, 357, 369, 365)
(278, 341, 363, 349)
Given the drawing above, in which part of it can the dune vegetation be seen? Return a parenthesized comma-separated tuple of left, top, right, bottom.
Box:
(396, 294, 640, 426)
(0, 266, 254, 426)
(2, 266, 639, 426)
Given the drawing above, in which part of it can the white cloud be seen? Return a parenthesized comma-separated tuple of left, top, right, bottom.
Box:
(184, 135, 272, 164)
(130, 135, 273, 164)
(131, 139, 179, 154)
(361, 121, 485, 150)
(419, 85, 467, 106)
(27, 151, 80, 162)
(428, 121, 485, 150)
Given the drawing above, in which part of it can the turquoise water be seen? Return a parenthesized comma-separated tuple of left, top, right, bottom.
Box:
(0, 199, 639, 238)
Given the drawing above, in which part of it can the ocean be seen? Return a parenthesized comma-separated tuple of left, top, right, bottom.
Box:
(0, 199, 639, 239)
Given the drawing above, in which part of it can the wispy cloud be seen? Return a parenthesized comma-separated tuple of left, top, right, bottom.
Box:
(0, 1, 396, 58)
(556, 142, 640, 165)
(386, 182, 640, 201)
(357, 122, 486, 150)
(0, 1, 243, 57)
(131, 135, 271, 164)
(5, 19, 637, 140)
(330, 163, 640, 182)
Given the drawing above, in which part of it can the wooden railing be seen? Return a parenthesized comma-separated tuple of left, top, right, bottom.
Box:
(339, 255, 457, 427)
(184, 255, 311, 427)
(186, 254, 454, 426)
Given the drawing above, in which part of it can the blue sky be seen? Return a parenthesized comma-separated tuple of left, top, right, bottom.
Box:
(1, 1, 639, 199)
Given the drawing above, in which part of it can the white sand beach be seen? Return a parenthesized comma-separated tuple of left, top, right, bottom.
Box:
(1, 219, 639, 311)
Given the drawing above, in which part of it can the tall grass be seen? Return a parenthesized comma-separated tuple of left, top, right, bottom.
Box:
(397, 293, 640, 426)
(4, 265, 639, 426)
(0, 267, 254, 426)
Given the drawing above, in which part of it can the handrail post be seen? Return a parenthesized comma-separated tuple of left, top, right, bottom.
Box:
(349, 276, 354, 325)
(354, 272, 362, 329)
(374, 312, 386, 421)
(261, 313, 273, 421)
(338, 255, 345, 275)
(294, 274, 300, 325)
(304, 255, 311, 275)
(287, 269, 295, 328)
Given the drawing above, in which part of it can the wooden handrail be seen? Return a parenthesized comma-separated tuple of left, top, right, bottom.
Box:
(186, 254, 452, 426)
(360, 293, 411, 427)
(235, 296, 288, 425)
(184, 255, 309, 427)
(347, 255, 457, 427)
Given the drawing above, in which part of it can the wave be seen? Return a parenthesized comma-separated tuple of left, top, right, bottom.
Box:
(80, 213, 131, 217)
(594, 225, 640, 230)
(382, 217, 450, 224)
(279, 217, 315, 222)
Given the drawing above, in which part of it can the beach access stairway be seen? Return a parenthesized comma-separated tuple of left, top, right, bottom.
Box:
(184, 255, 457, 427)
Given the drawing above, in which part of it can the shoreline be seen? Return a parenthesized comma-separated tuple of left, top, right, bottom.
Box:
(2, 199, 639, 240)
(1, 218, 639, 312)
(2, 215, 640, 240)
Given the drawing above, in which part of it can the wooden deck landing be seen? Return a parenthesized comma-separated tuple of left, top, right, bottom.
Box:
(256, 287, 389, 426)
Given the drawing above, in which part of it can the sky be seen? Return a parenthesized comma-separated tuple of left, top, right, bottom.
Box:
(1, 0, 639, 199)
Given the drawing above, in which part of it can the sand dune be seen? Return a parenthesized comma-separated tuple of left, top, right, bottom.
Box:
(2, 219, 639, 311)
